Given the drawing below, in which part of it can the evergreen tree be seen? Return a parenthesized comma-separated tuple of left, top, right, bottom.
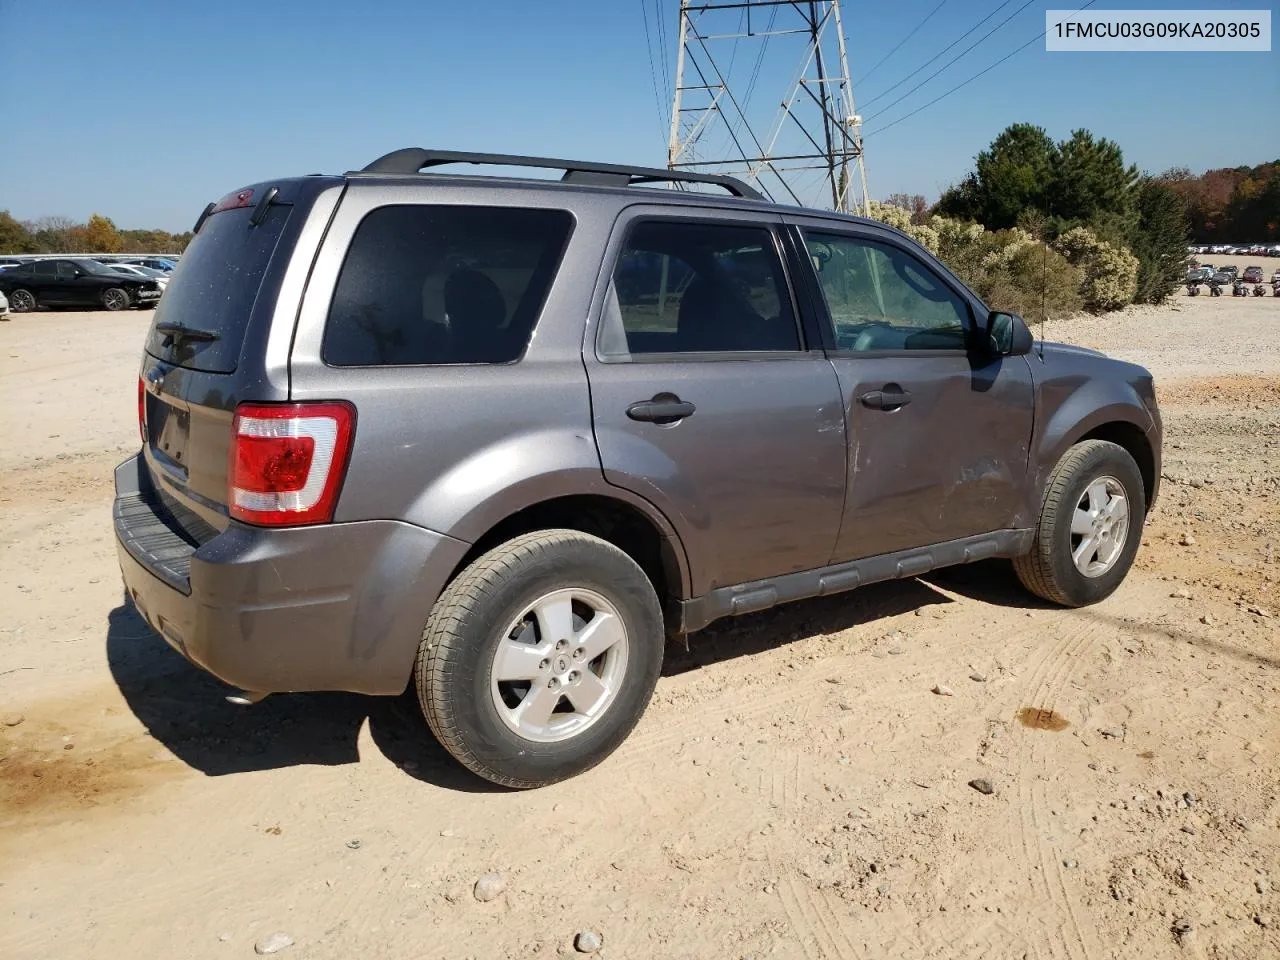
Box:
(1129, 178, 1190, 304)
(1050, 130, 1139, 234)
(937, 124, 1055, 229)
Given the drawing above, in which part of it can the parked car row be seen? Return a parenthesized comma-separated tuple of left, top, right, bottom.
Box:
(1186, 264, 1280, 296)
(1190, 243, 1280, 256)
(0, 257, 165, 312)
(1187, 263, 1277, 284)
(0, 254, 180, 273)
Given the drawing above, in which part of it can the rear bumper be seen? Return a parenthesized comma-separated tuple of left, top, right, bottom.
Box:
(113, 454, 470, 695)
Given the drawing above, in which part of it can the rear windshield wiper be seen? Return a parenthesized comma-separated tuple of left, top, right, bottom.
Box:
(155, 322, 221, 347)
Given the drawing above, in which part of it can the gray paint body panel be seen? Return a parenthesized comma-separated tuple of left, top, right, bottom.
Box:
(112, 167, 1164, 697)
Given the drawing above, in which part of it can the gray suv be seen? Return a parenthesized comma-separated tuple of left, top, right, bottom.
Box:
(114, 149, 1162, 788)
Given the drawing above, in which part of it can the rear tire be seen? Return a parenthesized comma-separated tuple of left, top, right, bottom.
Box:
(1014, 440, 1146, 607)
(102, 287, 131, 311)
(8, 289, 36, 312)
(415, 529, 665, 788)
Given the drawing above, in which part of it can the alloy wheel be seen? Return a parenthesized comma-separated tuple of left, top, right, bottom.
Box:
(1070, 476, 1129, 577)
(489, 587, 629, 743)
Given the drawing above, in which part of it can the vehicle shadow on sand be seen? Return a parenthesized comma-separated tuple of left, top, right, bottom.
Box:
(105, 595, 502, 792)
(108, 562, 1072, 790)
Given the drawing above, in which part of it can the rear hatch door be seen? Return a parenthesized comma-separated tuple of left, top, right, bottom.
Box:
(139, 180, 330, 533)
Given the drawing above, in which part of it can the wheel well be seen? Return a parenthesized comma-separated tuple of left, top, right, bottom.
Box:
(450, 495, 685, 629)
(1080, 421, 1155, 508)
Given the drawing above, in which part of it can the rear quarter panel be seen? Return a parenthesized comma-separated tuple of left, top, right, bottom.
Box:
(287, 182, 691, 592)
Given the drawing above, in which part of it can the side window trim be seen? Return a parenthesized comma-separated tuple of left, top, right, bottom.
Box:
(788, 223, 977, 356)
(595, 214, 809, 363)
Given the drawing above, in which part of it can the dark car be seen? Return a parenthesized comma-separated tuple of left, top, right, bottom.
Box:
(1242, 266, 1264, 284)
(114, 148, 1162, 789)
(0, 257, 162, 312)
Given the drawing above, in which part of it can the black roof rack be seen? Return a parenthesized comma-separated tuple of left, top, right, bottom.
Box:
(354, 148, 764, 201)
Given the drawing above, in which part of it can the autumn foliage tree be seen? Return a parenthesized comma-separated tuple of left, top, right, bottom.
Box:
(1160, 161, 1279, 242)
(0, 211, 190, 255)
(69, 214, 124, 253)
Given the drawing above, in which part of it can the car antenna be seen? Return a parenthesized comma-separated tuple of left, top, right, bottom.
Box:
(1039, 227, 1048, 360)
(1035, 210, 1048, 361)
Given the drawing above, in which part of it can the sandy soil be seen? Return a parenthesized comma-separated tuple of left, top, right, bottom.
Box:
(1, 294, 1277, 960)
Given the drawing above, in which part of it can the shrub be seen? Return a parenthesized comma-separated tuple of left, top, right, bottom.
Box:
(1053, 227, 1138, 311)
(979, 242, 1082, 320)
(867, 200, 941, 254)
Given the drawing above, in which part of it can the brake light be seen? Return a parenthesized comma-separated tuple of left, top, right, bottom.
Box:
(228, 402, 356, 527)
(138, 377, 146, 443)
(211, 188, 255, 214)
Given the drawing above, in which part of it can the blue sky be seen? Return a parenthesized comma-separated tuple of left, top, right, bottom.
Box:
(0, 0, 1275, 231)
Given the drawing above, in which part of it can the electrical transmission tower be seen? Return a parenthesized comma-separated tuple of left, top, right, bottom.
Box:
(666, 0, 870, 215)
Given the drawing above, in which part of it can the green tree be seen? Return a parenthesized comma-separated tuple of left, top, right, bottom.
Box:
(1050, 130, 1139, 234)
(0, 211, 36, 253)
(1129, 178, 1190, 304)
(937, 123, 1056, 229)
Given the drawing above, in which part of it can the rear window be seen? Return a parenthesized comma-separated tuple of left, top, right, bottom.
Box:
(322, 205, 573, 366)
(144, 203, 292, 373)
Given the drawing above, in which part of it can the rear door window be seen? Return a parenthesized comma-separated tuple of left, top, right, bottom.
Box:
(322, 205, 574, 366)
(605, 220, 800, 356)
(144, 202, 293, 373)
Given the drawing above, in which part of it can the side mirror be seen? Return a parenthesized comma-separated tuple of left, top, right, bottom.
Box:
(982, 311, 1035, 357)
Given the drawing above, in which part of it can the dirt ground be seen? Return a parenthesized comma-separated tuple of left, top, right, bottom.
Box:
(1, 292, 1277, 960)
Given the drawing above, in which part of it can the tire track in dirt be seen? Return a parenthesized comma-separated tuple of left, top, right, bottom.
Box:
(1011, 611, 1105, 960)
(775, 874, 863, 960)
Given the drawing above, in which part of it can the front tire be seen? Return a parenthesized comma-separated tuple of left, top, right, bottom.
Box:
(415, 530, 665, 788)
(8, 289, 36, 312)
(102, 287, 131, 311)
(1014, 440, 1146, 607)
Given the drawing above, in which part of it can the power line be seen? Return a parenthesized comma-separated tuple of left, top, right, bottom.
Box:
(854, 0, 948, 85)
(860, 0, 1040, 120)
(730, 3, 780, 143)
(865, 0, 1101, 136)
(653, 0, 671, 99)
(639, 1, 669, 142)
(859, 0, 1017, 110)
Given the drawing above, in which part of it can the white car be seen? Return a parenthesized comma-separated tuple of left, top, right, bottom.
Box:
(0, 289, 8, 316)
(108, 264, 169, 290)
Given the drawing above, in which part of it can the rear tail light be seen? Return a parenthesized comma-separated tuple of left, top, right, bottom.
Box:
(228, 402, 356, 527)
(137, 377, 146, 443)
